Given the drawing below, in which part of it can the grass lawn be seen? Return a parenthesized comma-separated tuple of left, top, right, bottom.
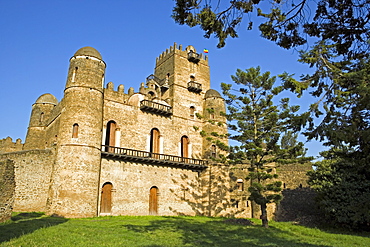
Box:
(1, 213, 369, 247)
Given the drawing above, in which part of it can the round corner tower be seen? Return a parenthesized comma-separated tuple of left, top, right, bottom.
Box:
(48, 46, 106, 217)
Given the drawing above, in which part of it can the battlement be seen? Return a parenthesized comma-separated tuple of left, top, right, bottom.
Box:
(155, 43, 208, 66)
(0, 137, 23, 154)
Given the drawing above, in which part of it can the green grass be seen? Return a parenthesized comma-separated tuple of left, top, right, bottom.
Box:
(1, 213, 369, 247)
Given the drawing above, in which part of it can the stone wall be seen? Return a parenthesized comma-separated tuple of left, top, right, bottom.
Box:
(0, 137, 23, 154)
(277, 163, 313, 189)
(100, 158, 204, 216)
(0, 159, 15, 222)
(0, 149, 54, 212)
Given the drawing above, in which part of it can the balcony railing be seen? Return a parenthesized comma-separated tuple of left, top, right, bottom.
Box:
(140, 100, 172, 116)
(101, 145, 208, 171)
(187, 81, 202, 93)
(187, 51, 200, 63)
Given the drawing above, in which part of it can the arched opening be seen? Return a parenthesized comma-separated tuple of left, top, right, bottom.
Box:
(40, 112, 44, 123)
(181, 136, 189, 158)
(150, 128, 160, 158)
(211, 145, 217, 158)
(100, 182, 113, 214)
(190, 106, 195, 118)
(190, 75, 195, 81)
(72, 123, 79, 138)
(148, 91, 155, 99)
(237, 179, 244, 191)
(149, 186, 158, 215)
(105, 121, 117, 152)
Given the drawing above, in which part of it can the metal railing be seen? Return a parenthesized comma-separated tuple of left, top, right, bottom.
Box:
(187, 81, 202, 93)
(140, 100, 173, 116)
(101, 145, 208, 170)
(187, 51, 200, 63)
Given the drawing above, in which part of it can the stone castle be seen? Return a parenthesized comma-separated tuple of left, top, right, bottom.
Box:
(0, 44, 311, 221)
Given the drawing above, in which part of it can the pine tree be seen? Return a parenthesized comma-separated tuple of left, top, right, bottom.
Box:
(222, 67, 310, 228)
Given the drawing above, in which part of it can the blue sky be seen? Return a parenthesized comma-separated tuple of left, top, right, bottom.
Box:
(0, 0, 326, 158)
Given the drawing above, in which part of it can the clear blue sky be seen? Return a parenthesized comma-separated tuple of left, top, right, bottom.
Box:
(0, 0, 326, 158)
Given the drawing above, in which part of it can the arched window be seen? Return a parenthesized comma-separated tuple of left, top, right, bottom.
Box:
(149, 186, 159, 215)
(237, 179, 244, 191)
(150, 128, 160, 156)
(40, 112, 44, 123)
(210, 108, 215, 119)
(105, 121, 117, 152)
(100, 182, 113, 214)
(181, 136, 189, 158)
(72, 123, 79, 138)
(72, 67, 78, 82)
(211, 145, 217, 158)
(190, 106, 195, 118)
(190, 75, 195, 82)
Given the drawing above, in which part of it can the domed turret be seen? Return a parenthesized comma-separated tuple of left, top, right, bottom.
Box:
(205, 89, 223, 99)
(74, 46, 102, 60)
(35, 93, 58, 105)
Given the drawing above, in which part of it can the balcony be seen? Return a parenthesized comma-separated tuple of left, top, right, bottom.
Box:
(140, 100, 172, 117)
(187, 51, 200, 63)
(187, 81, 202, 93)
(101, 145, 208, 171)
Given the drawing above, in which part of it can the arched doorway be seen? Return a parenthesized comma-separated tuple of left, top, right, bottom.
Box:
(100, 182, 113, 214)
(149, 186, 158, 215)
(105, 121, 116, 152)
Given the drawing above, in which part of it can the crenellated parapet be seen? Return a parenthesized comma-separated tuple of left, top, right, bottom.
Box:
(0, 137, 23, 154)
(103, 81, 131, 104)
(155, 42, 208, 67)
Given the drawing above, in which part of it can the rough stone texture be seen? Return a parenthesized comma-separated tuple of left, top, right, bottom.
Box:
(0, 150, 54, 212)
(0, 159, 15, 222)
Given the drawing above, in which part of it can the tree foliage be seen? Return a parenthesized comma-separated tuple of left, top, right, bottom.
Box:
(172, 0, 370, 59)
(308, 149, 370, 229)
(222, 67, 311, 227)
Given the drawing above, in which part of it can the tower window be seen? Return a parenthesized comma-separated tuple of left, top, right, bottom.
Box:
(72, 123, 79, 138)
(190, 75, 195, 81)
(211, 145, 216, 158)
(190, 106, 195, 118)
(237, 179, 244, 191)
(40, 112, 44, 123)
(72, 67, 78, 82)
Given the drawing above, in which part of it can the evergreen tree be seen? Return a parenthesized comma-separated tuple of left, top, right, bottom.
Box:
(222, 67, 310, 227)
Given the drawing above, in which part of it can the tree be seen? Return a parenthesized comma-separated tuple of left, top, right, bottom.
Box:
(222, 67, 310, 227)
(172, 0, 370, 59)
(307, 148, 370, 229)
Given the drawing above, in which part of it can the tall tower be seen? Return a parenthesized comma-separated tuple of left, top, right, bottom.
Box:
(48, 47, 106, 217)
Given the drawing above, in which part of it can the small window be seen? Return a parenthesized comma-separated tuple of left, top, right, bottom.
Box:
(190, 75, 195, 81)
(40, 112, 44, 122)
(190, 106, 195, 118)
(211, 145, 216, 158)
(237, 179, 244, 191)
(72, 123, 79, 138)
(210, 108, 215, 119)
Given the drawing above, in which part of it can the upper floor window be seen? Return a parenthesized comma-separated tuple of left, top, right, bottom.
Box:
(72, 123, 79, 138)
(190, 106, 195, 118)
(105, 121, 117, 152)
(181, 136, 190, 158)
(150, 128, 160, 154)
(211, 145, 216, 158)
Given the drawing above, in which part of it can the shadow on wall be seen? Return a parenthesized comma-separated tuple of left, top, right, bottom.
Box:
(0, 212, 68, 243)
(275, 187, 322, 227)
(169, 165, 247, 217)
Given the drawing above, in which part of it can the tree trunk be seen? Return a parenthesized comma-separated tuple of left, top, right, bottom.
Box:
(260, 203, 269, 228)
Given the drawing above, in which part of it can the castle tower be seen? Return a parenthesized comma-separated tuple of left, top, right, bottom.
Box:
(24, 93, 58, 150)
(154, 44, 210, 119)
(48, 47, 106, 217)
